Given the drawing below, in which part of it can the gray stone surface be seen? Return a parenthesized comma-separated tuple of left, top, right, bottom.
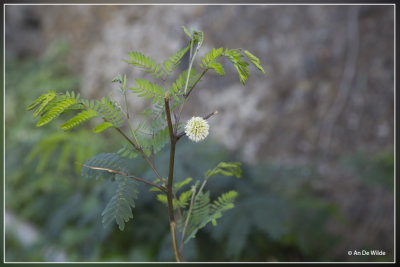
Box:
(5, 5, 394, 165)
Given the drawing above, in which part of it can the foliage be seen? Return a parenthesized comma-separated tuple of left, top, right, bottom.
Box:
(26, 27, 265, 245)
(130, 79, 165, 105)
(25, 131, 99, 174)
(101, 175, 139, 231)
(81, 153, 130, 180)
(182, 190, 238, 243)
(81, 153, 142, 231)
(154, 161, 241, 245)
(27, 91, 124, 133)
(5, 43, 117, 261)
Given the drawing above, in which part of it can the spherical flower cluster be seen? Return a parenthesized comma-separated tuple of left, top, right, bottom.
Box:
(184, 116, 209, 142)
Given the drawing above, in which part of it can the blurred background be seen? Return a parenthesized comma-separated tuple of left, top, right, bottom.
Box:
(4, 4, 394, 262)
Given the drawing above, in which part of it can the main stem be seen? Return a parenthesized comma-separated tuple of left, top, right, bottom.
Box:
(165, 94, 183, 262)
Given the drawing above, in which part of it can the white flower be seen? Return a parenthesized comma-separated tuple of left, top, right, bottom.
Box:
(185, 116, 209, 142)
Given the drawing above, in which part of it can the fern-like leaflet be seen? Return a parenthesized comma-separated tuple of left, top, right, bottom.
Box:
(118, 123, 170, 159)
(125, 44, 190, 79)
(206, 162, 242, 178)
(94, 97, 124, 127)
(223, 49, 250, 85)
(243, 50, 265, 75)
(130, 79, 165, 105)
(26, 90, 57, 118)
(37, 94, 74, 118)
(60, 108, 98, 130)
(136, 124, 170, 155)
(37, 97, 78, 127)
(175, 162, 242, 244)
(168, 68, 202, 98)
(183, 190, 238, 243)
(192, 30, 204, 50)
(199, 47, 225, 75)
(125, 51, 163, 78)
(81, 153, 128, 180)
(210, 190, 238, 225)
(28, 91, 124, 133)
(101, 174, 139, 231)
(81, 153, 140, 230)
(93, 121, 114, 133)
(156, 189, 193, 210)
(182, 191, 210, 242)
(162, 44, 190, 75)
(155, 177, 194, 209)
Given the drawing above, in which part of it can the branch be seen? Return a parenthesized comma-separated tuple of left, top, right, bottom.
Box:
(114, 127, 139, 150)
(174, 62, 208, 136)
(165, 92, 176, 143)
(114, 127, 163, 181)
(183, 69, 207, 99)
(179, 186, 196, 252)
(179, 172, 210, 252)
(76, 163, 167, 193)
(204, 110, 219, 120)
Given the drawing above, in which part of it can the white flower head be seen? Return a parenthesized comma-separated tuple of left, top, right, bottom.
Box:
(185, 116, 210, 142)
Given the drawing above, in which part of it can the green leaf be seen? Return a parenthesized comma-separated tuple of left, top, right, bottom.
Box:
(173, 177, 193, 192)
(57, 142, 71, 172)
(93, 121, 114, 133)
(156, 189, 192, 210)
(162, 44, 190, 75)
(156, 194, 168, 205)
(168, 68, 201, 97)
(193, 30, 204, 50)
(208, 61, 225, 76)
(184, 190, 238, 243)
(224, 49, 250, 85)
(243, 50, 265, 75)
(130, 78, 164, 105)
(60, 108, 98, 131)
(149, 187, 163, 192)
(125, 51, 162, 77)
(178, 190, 193, 208)
(111, 73, 123, 83)
(182, 26, 192, 38)
(200, 48, 223, 68)
(206, 162, 242, 179)
(101, 175, 139, 231)
(81, 153, 129, 180)
(123, 74, 127, 90)
(156, 194, 177, 209)
(211, 190, 238, 212)
(183, 191, 211, 243)
(27, 91, 57, 119)
(95, 97, 124, 127)
(37, 97, 78, 127)
(151, 126, 170, 154)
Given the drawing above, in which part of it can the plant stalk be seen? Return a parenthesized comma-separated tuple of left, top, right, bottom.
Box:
(174, 44, 203, 135)
(77, 163, 167, 193)
(165, 93, 183, 262)
(179, 186, 196, 252)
